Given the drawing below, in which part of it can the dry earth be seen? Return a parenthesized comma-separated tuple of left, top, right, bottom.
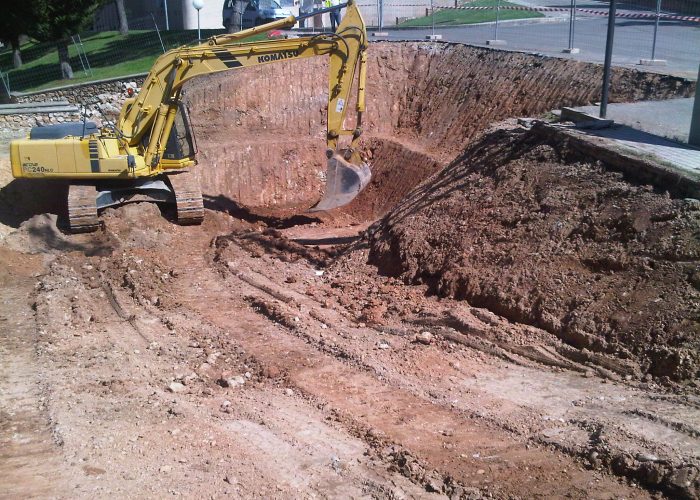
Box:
(1, 42, 699, 499)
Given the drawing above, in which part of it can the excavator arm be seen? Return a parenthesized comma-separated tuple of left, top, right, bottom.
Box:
(117, 0, 370, 209)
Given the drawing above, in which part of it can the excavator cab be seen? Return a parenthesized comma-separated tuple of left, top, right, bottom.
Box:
(162, 104, 197, 162)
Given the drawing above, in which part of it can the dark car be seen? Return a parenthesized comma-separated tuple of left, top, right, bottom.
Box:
(224, 0, 294, 30)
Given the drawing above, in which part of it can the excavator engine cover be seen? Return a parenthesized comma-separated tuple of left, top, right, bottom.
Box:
(311, 153, 371, 211)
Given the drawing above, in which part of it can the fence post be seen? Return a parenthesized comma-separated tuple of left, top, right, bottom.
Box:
(373, 0, 388, 36)
(563, 0, 579, 53)
(379, 0, 384, 30)
(486, 0, 506, 45)
(495, 0, 500, 39)
(71, 35, 90, 77)
(77, 35, 93, 77)
(164, 0, 170, 30)
(377, 0, 380, 29)
(600, 0, 617, 118)
(689, 64, 700, 146)
(0, 71, 10, 98)
(425, 0, 442, 40)
(651, 0, 660, 59)
(640, 0, 666, 65)
(152, 13, 166, 53)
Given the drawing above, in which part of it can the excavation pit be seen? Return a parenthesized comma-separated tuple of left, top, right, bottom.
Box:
(2, 41, 700, 499)
(186, 42, 693, 217)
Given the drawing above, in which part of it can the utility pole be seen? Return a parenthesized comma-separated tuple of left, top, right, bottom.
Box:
(600, 0, 617, 118)
(690, 64, 700, 147)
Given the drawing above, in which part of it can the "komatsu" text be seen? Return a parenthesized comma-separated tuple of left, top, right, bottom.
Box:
(257, 50, 299, 63)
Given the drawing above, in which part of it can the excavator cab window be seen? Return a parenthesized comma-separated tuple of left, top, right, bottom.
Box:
(163, 103, 197, 161)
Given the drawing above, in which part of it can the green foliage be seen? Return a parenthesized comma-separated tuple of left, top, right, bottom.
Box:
(399, 0, 543, 27)
(0, 3, 38, 45)
(0, 1, 39, 70)
(0, 29, 268, 92)
(30, 0, 103, 42)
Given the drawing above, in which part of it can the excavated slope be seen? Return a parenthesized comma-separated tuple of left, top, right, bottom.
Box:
(367, 126, 700, 381)
(184, 41, 693, 216)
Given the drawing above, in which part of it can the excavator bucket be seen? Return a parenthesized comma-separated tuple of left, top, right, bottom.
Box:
(310, 153, 371, 211)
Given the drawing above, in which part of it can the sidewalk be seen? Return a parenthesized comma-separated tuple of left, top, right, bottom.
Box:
(556, 98, 700, 192)
(572, 98, 695, 144)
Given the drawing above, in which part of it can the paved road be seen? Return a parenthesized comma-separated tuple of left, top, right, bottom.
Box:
(379, 17, 700, 78)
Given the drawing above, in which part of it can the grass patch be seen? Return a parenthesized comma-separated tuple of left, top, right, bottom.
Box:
(0, 29, 266, 93)
(398, 0, 543, 27)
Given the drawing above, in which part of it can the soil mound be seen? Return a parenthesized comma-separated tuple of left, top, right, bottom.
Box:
(367, 126, 700, 381)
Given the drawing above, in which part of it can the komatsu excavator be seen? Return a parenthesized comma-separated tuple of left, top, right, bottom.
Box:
(10, 0, 370, 232)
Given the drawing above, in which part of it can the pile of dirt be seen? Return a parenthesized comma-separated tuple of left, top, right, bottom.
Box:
(367, 126, 700, 381)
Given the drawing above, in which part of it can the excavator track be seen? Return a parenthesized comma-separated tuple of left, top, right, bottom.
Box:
(168, 170, 204, 225)
(67, 184, 99, 233)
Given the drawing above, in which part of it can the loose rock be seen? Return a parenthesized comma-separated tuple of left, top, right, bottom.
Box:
(415, 331, 434, 345)
(167, 382, 186, 393)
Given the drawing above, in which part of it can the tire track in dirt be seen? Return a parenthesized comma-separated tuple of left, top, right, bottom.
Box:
(22, 244, 433, 498)
(170, 253, 645, 499)
(210, 232, 700, 498)
(0, 250, 70, 499)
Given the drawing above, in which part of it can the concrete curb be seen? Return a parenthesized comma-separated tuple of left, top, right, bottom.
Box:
(390, 15, 567, 30)
(534, 122, 700, 199)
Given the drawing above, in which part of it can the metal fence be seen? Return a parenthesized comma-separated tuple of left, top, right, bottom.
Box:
(1, 0, 698, 98)
(0, 11, 225, 96)
(364, 0, 700, 78)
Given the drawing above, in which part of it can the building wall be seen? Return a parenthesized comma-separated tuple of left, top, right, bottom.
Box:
(181, 0, 227, 30)
(93, 0, 453, 31)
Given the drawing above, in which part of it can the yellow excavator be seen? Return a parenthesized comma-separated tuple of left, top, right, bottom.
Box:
(9, 0, 370, 232)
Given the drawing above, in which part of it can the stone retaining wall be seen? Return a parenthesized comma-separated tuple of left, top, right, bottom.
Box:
(1, 76, 147, 132)
(14, 76, 146, 105)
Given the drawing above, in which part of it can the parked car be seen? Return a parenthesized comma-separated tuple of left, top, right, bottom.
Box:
(242, 0, 295, 28)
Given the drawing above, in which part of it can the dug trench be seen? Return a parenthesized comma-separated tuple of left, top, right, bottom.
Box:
(1, 41, 699, 498)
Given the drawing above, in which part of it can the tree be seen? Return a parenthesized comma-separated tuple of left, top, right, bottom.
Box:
(0, 3, 39, 69)
(115, 0, 129, 35)
(30, 0, 102, 79)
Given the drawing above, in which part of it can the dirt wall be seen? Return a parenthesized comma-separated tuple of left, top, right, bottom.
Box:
(184, 41, 694, 213)
(367, 126, 700, 381)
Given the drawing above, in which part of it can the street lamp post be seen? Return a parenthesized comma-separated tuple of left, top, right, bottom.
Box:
(600, 0, 617, 118)
(193, 0, 204, 42)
